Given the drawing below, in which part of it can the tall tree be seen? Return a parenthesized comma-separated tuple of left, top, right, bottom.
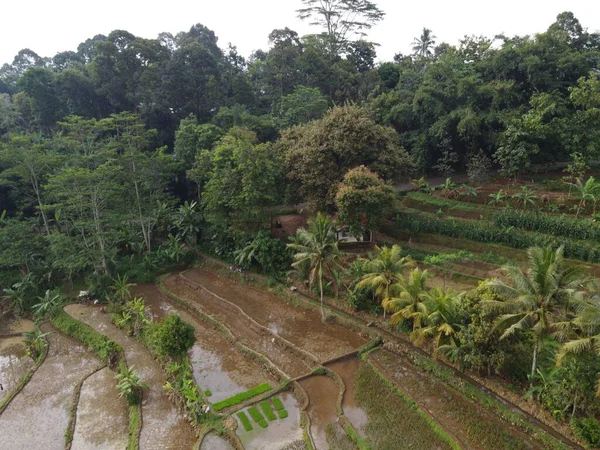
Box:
(297, 0, 385, 56)
(412, 28, 437, 58)
(485, 246, 584, 383)
(288, 213, 343, 319)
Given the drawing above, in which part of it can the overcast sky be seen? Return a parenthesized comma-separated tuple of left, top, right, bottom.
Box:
(1, 0, 599, 66)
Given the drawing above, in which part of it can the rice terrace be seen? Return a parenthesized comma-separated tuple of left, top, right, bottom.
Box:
(1, 0, 600, 449)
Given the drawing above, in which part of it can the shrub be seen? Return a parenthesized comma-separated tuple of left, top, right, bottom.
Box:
(260, 401, 277, 421)
(467, 151, 492, 183)
(571, 417, 600, 448)
(237, 411, 253, 432)
(211, 383, 272, 411)
(144, 314, 195, 359)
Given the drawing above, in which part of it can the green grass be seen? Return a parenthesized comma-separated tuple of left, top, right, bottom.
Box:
(127, 404, 141, 450)
(52, 309, 122, 364)
(272, 397, 284, 411)
(248, 406, 268, 428)
(211, 383, 272, 411)
(260, 401, 277, 421)
(204, 389, 212, 397)
(237, 411, 253, 432)
(278, 409, 289, 419)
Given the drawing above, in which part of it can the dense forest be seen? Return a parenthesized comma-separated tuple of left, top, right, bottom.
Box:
(3, 2, 600, 448)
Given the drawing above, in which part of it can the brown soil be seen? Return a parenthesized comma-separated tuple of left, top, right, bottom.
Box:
(236, 392, 303, 450)
(163, 275, 313, 378)
(0, 325, 103, 450)
(0, 336, 33, 402)
(299, 375, 339, 449)
(0, 314, 34, 335)
(136, 283, 275, 403)
(65, 304, 197, 450)
(271, 214, 307, 239)
(326, 358, 368, 437)
(184, 268, 366, 361)
(370, 349, 544, 450)
(71, 367, 129, 449)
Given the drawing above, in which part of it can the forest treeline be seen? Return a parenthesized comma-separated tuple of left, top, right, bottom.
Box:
(0, 6, 599, 294)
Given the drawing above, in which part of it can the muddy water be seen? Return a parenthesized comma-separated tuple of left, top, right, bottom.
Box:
(137, 283, 275, 403)
(327, 358, 368, 437)
(200, 434, 233, 450)
(0, 314, 34, 335)
(370, 349, 543, 450)
(0, 326, 103, 450)
(71, 367, 129, 449)
(236, 392, 303, 450)
(65, 304, 197, 450)
(299, 375, 339, 450)
(184, 269, 366, 361)
(0, 336, 33, 402)
(164, 276, 312, 378)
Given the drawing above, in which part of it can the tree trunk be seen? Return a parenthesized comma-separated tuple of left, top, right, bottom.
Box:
(132, 160, 151, 252)
(319, 277, 325, 321)
(530, 337, 540, 385)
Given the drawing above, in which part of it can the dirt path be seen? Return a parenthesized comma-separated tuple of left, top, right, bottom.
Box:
(0, 325, 103, 450)
(299, 375, 339, 450)
(184, 269, 366, 361)
(64, 304, 197, 450)
(163, 276, 312, 378)
(135, 283, 276, 403)
(71, 367, 129, 449)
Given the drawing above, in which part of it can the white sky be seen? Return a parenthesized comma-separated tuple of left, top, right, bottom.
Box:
(1, 0, 599, 66)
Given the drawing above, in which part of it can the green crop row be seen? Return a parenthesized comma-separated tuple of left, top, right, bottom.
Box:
(272, 397, 284, 411)
(396, 210, 600, 263)
(237, 411, 253, 432)
(260, 401, 277, 421)
(248, 406, 268, 428)
(493, 208, 600, 241)
(406, 192, 480, 211)
(212, 383, 272, 412)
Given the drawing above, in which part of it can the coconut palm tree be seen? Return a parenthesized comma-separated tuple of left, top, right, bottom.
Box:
(412, 288, 462, 356)
(485, 246, 584, 384)
(511, 186, 539, 209)
(412, 27, 437, 58)
(356, 245, 415, 317)
(383, 268, 431, 327)
(287, 213, 343, 320)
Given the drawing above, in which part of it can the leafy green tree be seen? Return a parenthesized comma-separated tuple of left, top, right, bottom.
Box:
(288, 213, 343, 319)
(175, 201, 201, 246)
(335, 166, 395, 238)
(278, 86, 328, 127)
(485, 246, 584, 383)
(110, 274, 137, 303)
(280, 104, 412, 210)
(297, 0, 385, 56)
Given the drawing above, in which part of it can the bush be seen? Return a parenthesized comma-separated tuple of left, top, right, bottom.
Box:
(571, 417, 600, 448)
(237, 411, 253, 431)
(260, 401, 277, 421)
(211, 383, 272, 411)
(144, 314, 195, 359)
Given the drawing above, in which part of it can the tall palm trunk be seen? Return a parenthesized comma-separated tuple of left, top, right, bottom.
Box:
(319, 275, 325, 321)
(531, 337, 540, 386)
